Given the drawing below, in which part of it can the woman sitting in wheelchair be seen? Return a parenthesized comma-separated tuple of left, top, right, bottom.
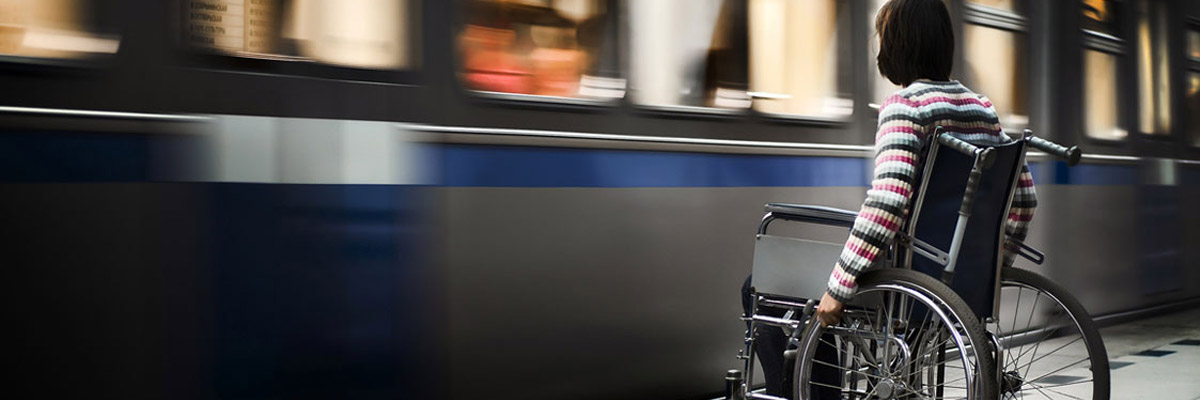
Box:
(742, 0, 1037, 397)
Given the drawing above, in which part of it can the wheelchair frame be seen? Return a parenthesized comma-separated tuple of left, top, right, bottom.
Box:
(727, 128, 1089, 400)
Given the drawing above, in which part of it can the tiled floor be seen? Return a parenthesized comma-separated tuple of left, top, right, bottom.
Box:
(729, 306, 1200, 399)
(1099, 307, 1200, 400)
(997, 306, 1200, 399)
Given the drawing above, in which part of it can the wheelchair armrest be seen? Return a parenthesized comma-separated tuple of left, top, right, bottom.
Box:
(1004, 235, 1045, 265)
(764, 203, 857, 228)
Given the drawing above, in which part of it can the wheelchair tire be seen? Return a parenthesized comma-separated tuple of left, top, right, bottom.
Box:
(791, 268, 998, 400)
(992, 267, 1109, 400)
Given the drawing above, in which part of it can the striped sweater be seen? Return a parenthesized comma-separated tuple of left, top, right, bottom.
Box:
(826, 80, 1038, 303)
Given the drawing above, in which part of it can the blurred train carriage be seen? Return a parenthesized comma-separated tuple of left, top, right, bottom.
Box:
(2, 1, 1200, 399)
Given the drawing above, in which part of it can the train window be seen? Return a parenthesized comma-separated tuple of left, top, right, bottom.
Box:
(184, 0, 417, 70)
(1082, 0, 1122, 38)
(1083, 49, 1126, 140)
(1189, 72, 1200, 146)
(0, 0, 120, 60)
(628, 0, 745, 110)
(748, 0, 853, 119)
(963, 24, 1029, 128)
(1081, 0, 1126, 141)
(457, 0, 622, 101)
(1189, 25, 1200, 145)
(1136, 0, 1171, 135)
(1188, 29, 1200, 61)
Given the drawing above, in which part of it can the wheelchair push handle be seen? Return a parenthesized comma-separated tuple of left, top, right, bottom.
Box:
(935, 128, 995, 168)
(1024, 129, 1082, 166)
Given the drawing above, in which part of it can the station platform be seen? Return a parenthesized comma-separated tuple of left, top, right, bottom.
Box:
(727, 305, 1200, 400)
(1099, 306, 1200, 400)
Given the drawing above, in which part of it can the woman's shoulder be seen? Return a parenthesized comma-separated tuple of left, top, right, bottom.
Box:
(889, 81, 996, 110)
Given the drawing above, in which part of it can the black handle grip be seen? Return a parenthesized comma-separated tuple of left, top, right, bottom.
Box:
(1026, 132, 1082, 166)
(937, 130, 995, 168)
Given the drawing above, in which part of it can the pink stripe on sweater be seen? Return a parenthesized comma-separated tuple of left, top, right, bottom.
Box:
(874, 183, 912, 198)
(1008, 212, 1033, 222)
(832, 266, 857, 288)
(877, 126, 920, 136)
(846, 240, 875, 261)
(860, 211, 900, 231)
(876, 154, 917, 166)
(893, 96, 993, 108)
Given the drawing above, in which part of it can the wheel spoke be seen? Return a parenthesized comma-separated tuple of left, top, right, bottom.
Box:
(1019, 291, 1046, 378)
(1012, 336, 1086, 377)
(1021, 380, 1087, 400)
(1020, 355, 1090, 386)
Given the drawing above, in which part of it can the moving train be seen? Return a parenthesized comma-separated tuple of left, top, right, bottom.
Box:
(2, 0, 1199, 399)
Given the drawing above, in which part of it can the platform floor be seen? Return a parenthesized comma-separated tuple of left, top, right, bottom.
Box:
(1005, 305, 1200, 399)
(1098, 306, 1200, 400)
(729, 306, 1200, 399)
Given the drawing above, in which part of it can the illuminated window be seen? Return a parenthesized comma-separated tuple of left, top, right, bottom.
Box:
(1137, 1, 1171, 135)
(963, 24, 1029, 127)
(0, 0, 120, 59)
(1081, 0, 1126, 141)
(628, 0, 745, 109)
(1188, 72, 1200, 146)
(1082, 0, 1121, 38)
(1188, 29, 1200, 61)
(458, 0, 620, 100)
(869, 0, 899, 106)
(748, 0, 853, 119)
(185, 0, 417, 70)
(1084, 50, 1126, 140)
(1189, 25, 1200, 145)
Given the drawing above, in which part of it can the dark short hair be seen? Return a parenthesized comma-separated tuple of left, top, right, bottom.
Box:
(875, 0, 955, 86)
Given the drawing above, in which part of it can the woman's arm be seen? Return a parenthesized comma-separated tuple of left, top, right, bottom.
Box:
(824, 95, 925, 304)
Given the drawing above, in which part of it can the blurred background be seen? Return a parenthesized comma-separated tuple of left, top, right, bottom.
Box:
(1, 0, 1200, 399)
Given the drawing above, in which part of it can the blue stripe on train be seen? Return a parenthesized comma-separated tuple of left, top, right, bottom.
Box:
(1049, 161, 1140, 186)
(442, 144, 871, 187)
(0, 131, 1154, 187)
(0, 131, 152, 182)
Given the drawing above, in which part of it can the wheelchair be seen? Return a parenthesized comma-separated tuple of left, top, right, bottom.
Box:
(725, 129, 1109, 400)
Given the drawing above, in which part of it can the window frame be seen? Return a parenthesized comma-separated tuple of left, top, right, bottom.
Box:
(1078, 0, 1129, 146)
(1132, 0, 1177, 140)
(1185, 17, 1200, 147)
(0, 0, 124, 70)
(960, 0, 1033, 131)
(449, 0, 624, 112)
(745, 0, 856, 125)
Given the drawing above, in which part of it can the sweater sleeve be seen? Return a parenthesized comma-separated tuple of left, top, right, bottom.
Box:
(825, 95, 924, 303)
(987, 104, 1038, 269)
(1001, 163, 1037, 268)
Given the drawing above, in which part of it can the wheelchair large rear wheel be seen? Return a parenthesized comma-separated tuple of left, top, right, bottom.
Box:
(792, 268, 998, 400)
(991, 267, 1109, 400)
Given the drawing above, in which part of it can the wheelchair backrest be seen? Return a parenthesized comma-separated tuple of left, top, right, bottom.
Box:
(906, 136, 1027, 319)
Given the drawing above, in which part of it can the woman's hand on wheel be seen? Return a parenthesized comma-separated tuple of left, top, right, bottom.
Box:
(817, 292, 844, 327)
